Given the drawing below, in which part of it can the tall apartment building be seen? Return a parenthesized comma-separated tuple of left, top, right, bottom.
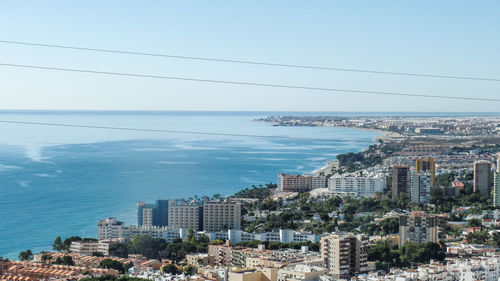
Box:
(328, 176, 385, 197)
(392, 166, 410, 200)
(168, 204, 203, 231)
(494, 154, 500, 207)
(416, 158, 436, 187)
(410, 172, 431, 204)
(97, 217, 125, 240)
(474, 161, 492, 196)
(399, 211, 439, 246)
(137, 202, 154, 227)
(203, 201, 241, 232)
(320, 234, 368, 279)
(278, 173, 326, 192)
(137, 199, 170, 227)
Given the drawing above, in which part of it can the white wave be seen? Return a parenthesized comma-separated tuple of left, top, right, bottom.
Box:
(33, 173, 56, 178)
(133, 147, 174, 152)
(0, 164, 21, 171)
(18, 181, 30, 187)
(157, 161, 199, 165)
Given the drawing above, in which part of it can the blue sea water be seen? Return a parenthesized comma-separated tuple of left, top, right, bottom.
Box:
(0, 111, 496, 259)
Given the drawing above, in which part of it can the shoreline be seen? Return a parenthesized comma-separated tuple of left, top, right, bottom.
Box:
(309, 126, 396, 177)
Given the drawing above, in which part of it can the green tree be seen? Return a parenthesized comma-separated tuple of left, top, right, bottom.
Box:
(183, 265, 197, 276)
(54, 255, 74, 265)
(109, 242, 128, 258)
(162, 264, 179, 275)
(63, 236, 82, 250)
(18, 249, 33, 261)
(52, 236, 65, 252)
(467, 218, 482, 227)
(99, 259, 126, 274)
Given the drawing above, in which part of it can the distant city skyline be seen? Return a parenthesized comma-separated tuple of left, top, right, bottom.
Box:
(1, 1, 499, 111)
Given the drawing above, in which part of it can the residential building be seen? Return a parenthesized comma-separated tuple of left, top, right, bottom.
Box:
(228, 268, 278, 281)
(328, 175, 385, 197)
(97, 217, 125, 240)
(474, 160, 492, 195)
(392, 165, 410, 200)
(209, 242, 321, 268)
(278, 173, 326, 193)
(399, 211, 439, 246)
(186, 253, 214, 268)
(440, 185, 461, 197)
(410, 172, 431, 204)
(137, 201, 155, 227)
(320, 233, 368, 279)
(98, 217, 323, 244)
(277, 264, 327, 281)
(494, 154, 500, 207)
(168, 204, 203, 231)
(69, 240, 110, 256)
(203, 201, 241, 232)
(0, 261, 119, 281)
(416, 157, 436, 187)
(137, 200, 170, 227)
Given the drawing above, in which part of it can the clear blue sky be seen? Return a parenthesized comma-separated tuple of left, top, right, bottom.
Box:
(1, 1, 499, 111)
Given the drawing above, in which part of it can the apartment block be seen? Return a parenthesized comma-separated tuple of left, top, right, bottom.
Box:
(410, 172, 431, 204)
(474, 160, 492, 196)
(278, 173, 326, 192)
(69, 241, 110, 256)
(137, 200, 170, 227)
(493, 155, 500, 207)
(416, 157, 436, 187)
(97, 217, 125, 240)
(328, 175, 385, 197)
(203, 201, 241, 232)
(399, 211, 439, 246)
(168, 204, 203, 231)
(392, 165, 410, 200)
(320, 233, 368, 279)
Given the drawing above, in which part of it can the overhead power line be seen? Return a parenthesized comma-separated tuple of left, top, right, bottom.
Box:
(1, 62, 499, 102)
(0, 120, 376, 143)
(1, 39, 499, 82)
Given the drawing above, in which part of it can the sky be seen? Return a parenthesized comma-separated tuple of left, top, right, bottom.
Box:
(1, 1, 499, 112)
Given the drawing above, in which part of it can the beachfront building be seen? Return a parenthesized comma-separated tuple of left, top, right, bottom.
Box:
(97, 217, 125, 240)
(277, 173, 326, 192)
(399, 211, 439, 246)
(392, 165, 410, 200)
(410, 172, 431, 204)
(327, 175, 385, 197)
(98, 217, 321, 244)
(202, 201, 241, 232)
(137, 199, 169, 227)
(168, 204, 203, 231)
(320, 233, 368, 279)
(474, 160, 492, 196)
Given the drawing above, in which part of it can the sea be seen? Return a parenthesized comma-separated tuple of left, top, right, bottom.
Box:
(0, 110, 497, 259)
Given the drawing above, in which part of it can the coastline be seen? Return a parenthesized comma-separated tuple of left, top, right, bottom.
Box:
(310, 127, 396, 177)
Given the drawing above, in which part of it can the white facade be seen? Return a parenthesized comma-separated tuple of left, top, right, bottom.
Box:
(98, 217, 322, 244)
(97, 217, 125, 240)
(69, 241, 110, 256)
(328, 176, 385, 197)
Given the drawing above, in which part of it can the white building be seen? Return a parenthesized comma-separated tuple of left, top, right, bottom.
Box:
(98, 217, 321, 244)
(69, 240, 110, 256)
(97, 217, 125, 240)
(410, 172, 431, 204)
(328, 175, 385, 197)
(447, 255, 500, 281)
